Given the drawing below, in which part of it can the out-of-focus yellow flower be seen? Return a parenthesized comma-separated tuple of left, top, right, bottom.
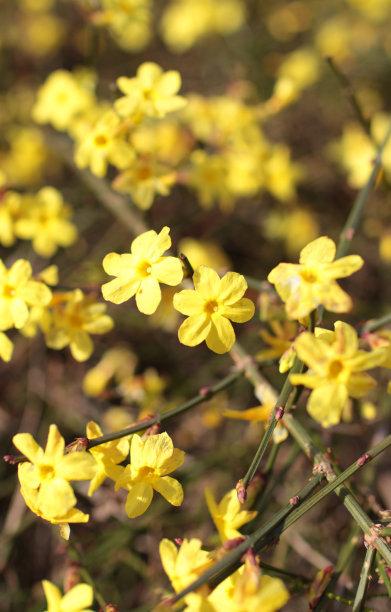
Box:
(102, 226, 183, 314)
(270, 47, 320, 109)
(178, 238, 230, 273)
(208, 562, 289, 612)
(187, 150, 232, 211)
(290, 321, 386, 427)
(45, 289, 114, 361)
(263, 145, 303, 202)
(107, 432, 185, 518)
(266, 2, 312, 42)
(132, 120, 192, 166)
(0, 191, 24, 247)
(94, 0, 152, 52)
(268, 236, 363, 320)
(205, 488, 257, 542)
(360, 401, 377, 421)
(149, 287, 180, 332)
(223, 403, 288, 444)
(83, 347, 137, 397)
(174, 266, 254, 353)
(0, 127, 48, 187)
(75, 110, 134, 178)
(33, 70, 95, 131)
(257, 320, 298, 373)
(379, 232, 391, 262)
(19, 13, 65, 58)
(14, 187, 77, 257)
(0, 332, 13, 362)
(0, 259, 52, 330)
(161, 0, 246, 52)
(159, 538, 212, 594)
(13, 424, 96, 524)
(263, 208, 319, 256)
(42, 579, 93, 612)
(348, 0, 391, 22)
(115, 63, 186, 121)
(86, 421, 129, 496)
(113, 157, 176, 210)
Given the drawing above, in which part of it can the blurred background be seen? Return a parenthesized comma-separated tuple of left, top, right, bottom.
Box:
(0, 1, 391, 610)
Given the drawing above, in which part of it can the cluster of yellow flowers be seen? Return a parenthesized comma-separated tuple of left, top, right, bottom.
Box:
(31, 61, 305, 211)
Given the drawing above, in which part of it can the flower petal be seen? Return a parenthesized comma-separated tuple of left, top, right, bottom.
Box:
(307, 383, 348, 427)
(44, 424, 65, 461)
(151, 257, 183, 286)
(159, 539, 178, 578)
(13, 433, 43, 463)
(193, 266, 220, 299)
(37, 478, 76, 518)
(70, 331, 94, 362)
(207, 315, 235, 353)
(57, 452, 97, 480)
(158, 448, 185, 475)
(220, 297, 255, 323)
(131, 226, 171, 260)
(102, 252, 134, 276)
(101, 277, 139, 304)
(61, 583, 94, 610)
(218, 272, 247, 304)
(178, 313, 211, 346)
(143, 432, 173, 468)
(299, 236, 336, 264)
(325, 255, 363, 279)
(136, 276, 161, 314)
(42, 580, 62, 610)
(173, 289, 204, 315)
(125, 482, 153, 518)
(153, 476, 183, 506)
(8, 259, 32, 286)
(318, 282, 352, 313)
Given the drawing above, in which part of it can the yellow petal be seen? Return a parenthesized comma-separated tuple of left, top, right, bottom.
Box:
(218, 272, 247, 304)
(307, 383, 348, 427)
(159, 538, 178, 578)
(318, 282, 352, 313)
(13, 433, 43, 463)
(44, 424, 65, 461)
(131, 226, 171, 261)
(347, 373, 377, 397)
(22, 281, 52, 306)
(325, 255, 363, 279)
(153, 476, 183, 506)
(299, 236, 336, 264)
(125, 482, 154, 518)
(221, 297, 255, 323)
(151, 257, 183, 286)
(37, 478, 76, 518)
(42, 580, 62, 609)
(207, 315, 235, 353)
(294, 333, 330, 373)
(0, 332, 13, 362)
(193, 266, 220, 299)
(56, 452, 97, 480)
(135, 276, 161, 314)
(173, 289, 204, 315)
(158, 447, 185, 475)
(10, 297, 29, 328)
(86, 421, 103, 439)
(61, 583, 94, 610)
(178, 313, 211, 346)
(333, 321, 358, 356)
(8, 259, 32, 286)
(143, 432, 173, 468)
(70, 331, 94, 362)
(102, 252, 134, 276)
(101, 276, 139, 304)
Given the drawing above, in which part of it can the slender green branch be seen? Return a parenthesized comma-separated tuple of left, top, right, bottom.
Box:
(380, 527, 391, 537)
(244, 275, 265, 292)
(88, 370, 243, 448)
(352, 547, 376, 612)
(376, 553, 391, 598)
(362, 312, 391, 334)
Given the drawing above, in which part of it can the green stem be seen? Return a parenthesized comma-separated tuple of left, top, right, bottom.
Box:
(380, 527, 391, 537)
(352, 547, 376, 612)
(244, 275, 264, 292)
(88, 370, 242, 448)
(362, 312, 391, 334)
(376, 553, 391, 598)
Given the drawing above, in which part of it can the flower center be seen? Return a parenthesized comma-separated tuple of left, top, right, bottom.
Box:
(204, 300, 219, 315)
(300, 268, 318, 283)
(136, 466, 155, 480)
(94, 134, 108, 147)
(328, 359, 344, 378)
(38, 463, 55, 480)
(137, 260, 152, 277)
(2, 284, 15, 298)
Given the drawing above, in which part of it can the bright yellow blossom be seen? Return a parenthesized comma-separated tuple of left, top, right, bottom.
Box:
(115, 62, 186, 121)
(102, 226, 183, 314)
(268, 236, 363, 320)
(106, 432, 185, 518)
(0, 331, 13, 362)
(205, 488, 257, 542)
(75, 110, 134, 178)
(44, 289, 114, 362)
(32, 69, 95, 131)
(13, 425, 96, 524)
(86, 421, 129, 496)
(290, 321, 386, 427)
(0, 259, 52, 330)
(208, 563, 289, 612)
(159, 538, 213, 594)
(42, 580, 94, 612)
(14, 187, 77, 257)
(173, 266, 254, 353)
(113, 157, 176, 210)
(94, 0, 152, 52)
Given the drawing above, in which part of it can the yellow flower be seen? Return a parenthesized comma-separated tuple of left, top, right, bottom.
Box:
(268, 236, 363, 320)
(0, 191, 24, 247)
(113, 157, 176, 210)
(102, 226, 183, 314)
(256, 320, 298, 373)
(159, 538, 212, 594)
(115, 62, 186, 121)
(0, 331, 13, 362)
(107, 432, 185, 518)
(14, 187, 77, 257)
(13, 424, 96, 523)
(187, 150, 232, 211)
(44, 289, 114, 362)
(75, 110, 134, 178)
(86, 421, 129, 496)
(32, 69, 94, 131)
(223, 404, 288, 444)
(95, 0, 152, 52)
(208, 563, 289, 612)
(0, 259, 52, 330)
(205, 488, 257, 542)
(173, 266, 254, 353)
(290, 321, 386, 427)
(42, 580, 94, 612)
(83, 347, 137, 397)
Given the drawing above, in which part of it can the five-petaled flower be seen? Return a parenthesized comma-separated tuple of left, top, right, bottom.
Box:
(267, 236, 363, 320)
(205, 488, 257, 542)
(106, 432, 185, 518)
(0, 259, 52, 330)
(159, 537, 213, 595)
(86, 420, 129, 496)
(102, 226, 183, 314)
(290, 321, 386, 427)
(173, 265, 255, 353)
(13, 425, 96, 526)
